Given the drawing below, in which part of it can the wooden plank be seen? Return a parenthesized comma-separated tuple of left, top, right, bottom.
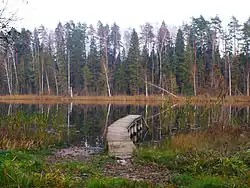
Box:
(107, 115, 141, 156)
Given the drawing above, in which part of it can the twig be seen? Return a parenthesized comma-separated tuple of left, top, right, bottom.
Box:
(146, 104, 178, 120)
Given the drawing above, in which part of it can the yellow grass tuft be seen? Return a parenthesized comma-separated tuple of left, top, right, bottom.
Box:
(170, 125, 249, 152)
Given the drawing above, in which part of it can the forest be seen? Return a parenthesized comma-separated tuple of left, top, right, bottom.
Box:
(0, 15, 250, 97)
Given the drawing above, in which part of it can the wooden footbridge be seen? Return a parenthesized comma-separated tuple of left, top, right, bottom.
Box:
(106, 115, 148, 156)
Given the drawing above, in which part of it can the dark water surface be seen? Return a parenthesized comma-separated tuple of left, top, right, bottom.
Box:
(0, 103, 250, 148)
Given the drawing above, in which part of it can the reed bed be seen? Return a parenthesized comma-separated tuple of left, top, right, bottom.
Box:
(0, 111, 64, 150)
(168, 125, 250, 152)
(1, 94, 250, 106)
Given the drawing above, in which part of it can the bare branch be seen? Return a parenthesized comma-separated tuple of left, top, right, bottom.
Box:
(145, 81, 179, 98)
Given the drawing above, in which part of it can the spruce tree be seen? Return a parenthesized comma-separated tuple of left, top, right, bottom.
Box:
(127, 29, 140, 95)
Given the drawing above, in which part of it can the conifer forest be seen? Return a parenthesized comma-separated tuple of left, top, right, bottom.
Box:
(1, 1, 250, 186)
(0, 15, 250, 97)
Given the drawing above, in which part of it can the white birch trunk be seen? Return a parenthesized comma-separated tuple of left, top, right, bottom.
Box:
(41, 51, 44, 94)
(37, 45, 40, 93)
(151, 52, 154, 92)
(194, 40, 197, 96)
(8, 104, 12, 116)
(3, 59, 12, 95)
(8, 56, 13, 93)
(194, 65, 196, 96)
(247, 107, 249, 124)
(145, 72, 148, 97)
(45, 70, 50, 95)
(104, 37, 111, 97)
(228, 59, 232, 96)
(10, 46, 18, 93)
(159, 52, 162, 87)
(67, 49, 71, 97)
(102, 103, 111, 138)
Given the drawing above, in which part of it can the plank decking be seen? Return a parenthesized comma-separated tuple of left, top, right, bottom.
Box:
(106, 115, 141, 156)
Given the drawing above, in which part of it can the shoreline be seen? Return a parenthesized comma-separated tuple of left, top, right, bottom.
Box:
(0, 94, 250, 106)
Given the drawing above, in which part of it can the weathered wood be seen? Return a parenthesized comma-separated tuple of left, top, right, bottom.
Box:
(107, 115, 141, 156)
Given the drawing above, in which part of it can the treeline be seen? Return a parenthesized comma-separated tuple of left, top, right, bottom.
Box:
(0, 15, 250, 96)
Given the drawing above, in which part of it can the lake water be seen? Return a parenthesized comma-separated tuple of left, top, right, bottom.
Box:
(0, 103, 250, 149)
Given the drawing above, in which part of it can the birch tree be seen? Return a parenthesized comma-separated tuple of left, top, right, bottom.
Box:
(97, 21, 111, 96)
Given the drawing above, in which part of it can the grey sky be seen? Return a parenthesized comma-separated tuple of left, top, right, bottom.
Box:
(5, 0, 250, 31)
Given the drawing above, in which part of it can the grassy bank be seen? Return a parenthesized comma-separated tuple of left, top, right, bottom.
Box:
(0, 112, 155, 187)
(1, 100, 250, 187)
(135, 124, 250, 187)
(133, 100, 250, 187)
(0, 150, 158, 188)
(1, 94, 250, 106)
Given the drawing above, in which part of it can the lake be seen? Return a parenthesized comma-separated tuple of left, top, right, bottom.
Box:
(0, 102, 250, 150)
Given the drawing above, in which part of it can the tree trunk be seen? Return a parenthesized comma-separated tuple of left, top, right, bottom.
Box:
(228, 58, 232, 96)
(193, 40, 197, 96)
(104, 37, 111, 97)
(102, 103, 111, 138)
(151, 51, 154, 93)
(31, 46, 35, 93)
(145, 72, 148, 97)
(67, 49, 71, 97)
(10, 46, 19, 94)
(37, 45, 40, 94)
(247, 71, 249, 96)
(159, 52, 162, 87)
(67, 103, 72, 143)
(247, 107, 249, 124)
(54, 71, 59, 95)
(247, 49, 249, 96)
(41, 51, 44, 94)
(4, 59, 12, 95)
(104, 64, 111, 97)
(8, 104, 12, 116)
(45, 70, 50, 95)
(146, 81, 178, 98)
(9, 56, 13, 93)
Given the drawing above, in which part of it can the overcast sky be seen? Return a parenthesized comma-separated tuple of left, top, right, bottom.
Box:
(5, 0, 250, 32)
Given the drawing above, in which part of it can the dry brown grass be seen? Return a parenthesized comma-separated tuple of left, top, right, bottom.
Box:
(0, 94, 250, 106)
(170, 125, 250, 152)
(0, 94, 167, 105)
(0, 127, 63, 150)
